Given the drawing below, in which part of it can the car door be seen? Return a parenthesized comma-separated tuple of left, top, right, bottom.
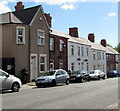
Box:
(55, 71, 63, 83)
(1, 71, 12, 90)
(61, 70, 67, 83)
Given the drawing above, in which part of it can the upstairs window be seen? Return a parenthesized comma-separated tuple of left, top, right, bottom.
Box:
(50, 38, 54, 51)
(60, 40, 64, 51)
(81, 47, 84, 56)
(38, 30, 45, 45)
(78, 46, 80, 56)
(87, 48, 89, 56)
(71, 45, 74, 55)
(16, 26, 25, 44)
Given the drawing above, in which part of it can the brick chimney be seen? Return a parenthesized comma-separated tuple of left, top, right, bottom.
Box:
(101, 39, 106, 47)
(44, 13, 52, 27)
(15, 1, 24, 11)
(69, 27, 79, 37)
(88, 33, 95, 42)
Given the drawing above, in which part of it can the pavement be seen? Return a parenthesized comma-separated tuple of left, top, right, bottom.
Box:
(21, 82, 36, 89)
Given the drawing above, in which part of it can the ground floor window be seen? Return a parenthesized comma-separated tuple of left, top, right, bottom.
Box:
(50, 60, 54, 70)
(71, 63, 75, 72)
(39, 54, 47, 73)
(87, 63, 89, 71)
(59, 60, 63, 69)
(81, 63, 84, 70)
(78, 63, 80, 70)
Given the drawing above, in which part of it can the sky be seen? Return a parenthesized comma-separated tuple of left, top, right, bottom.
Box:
(0, 0, 119, 47)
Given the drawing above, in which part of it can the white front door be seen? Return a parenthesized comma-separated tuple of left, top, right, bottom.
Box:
(30, 54, 38, 81)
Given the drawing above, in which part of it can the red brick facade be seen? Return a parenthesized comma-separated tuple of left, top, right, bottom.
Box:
(49, 34, 68, 71)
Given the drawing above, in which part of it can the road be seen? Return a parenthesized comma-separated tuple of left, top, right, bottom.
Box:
(1, 78, 119, 109)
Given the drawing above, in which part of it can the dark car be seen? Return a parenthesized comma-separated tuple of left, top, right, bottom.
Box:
(107, 70, 120, 78)
(70, 70, 90, 83)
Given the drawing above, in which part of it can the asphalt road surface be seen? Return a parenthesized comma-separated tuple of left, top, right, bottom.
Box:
(1, 78, 119, 109)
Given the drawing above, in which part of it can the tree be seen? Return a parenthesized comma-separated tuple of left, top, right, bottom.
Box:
(114, 44, 120, 53)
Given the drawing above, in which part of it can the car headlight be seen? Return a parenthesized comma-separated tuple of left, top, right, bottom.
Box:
(77, 75, 81, 77)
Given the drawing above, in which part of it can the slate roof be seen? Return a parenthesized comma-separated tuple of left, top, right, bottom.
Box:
(50, 29, 70, 38)
(68, 36, 91, 46)
(106, 46, 119, 54)
(0, 5, 41, 25)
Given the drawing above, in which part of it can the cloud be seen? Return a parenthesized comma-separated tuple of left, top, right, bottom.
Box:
(34, 0, 78, 5)
(108, 12, 117, 17)
(0, 1, 11, 14)
(61, 4, 76, 10)
(104, 12, 117, 20)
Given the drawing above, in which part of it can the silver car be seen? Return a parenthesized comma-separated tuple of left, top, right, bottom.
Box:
(35, 69, 70, 87)
(89, 70, 105, 80)
(0, 69, 22, 92)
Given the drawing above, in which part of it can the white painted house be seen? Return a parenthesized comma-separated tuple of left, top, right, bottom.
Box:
(68, 37, 92, 72)
(68, 27, 92, 72)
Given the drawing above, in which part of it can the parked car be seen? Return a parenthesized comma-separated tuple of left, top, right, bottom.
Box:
(0, 69, 22, 92)
(35, 69, 70, 87)
(107, 70, 120, 78)
(70, 70, 90, 83)
(89, 70, 105, 80)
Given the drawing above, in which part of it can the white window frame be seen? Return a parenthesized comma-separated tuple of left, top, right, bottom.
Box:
(39, 54, 47, 73)
(16, 26, 25, 44)
(50, 60, 54, 70)
(38, 30, 45, 46)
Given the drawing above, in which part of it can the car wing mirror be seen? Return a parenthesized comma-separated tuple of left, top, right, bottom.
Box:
(6, 74, 9, 78)
(56, 73, 60, 76)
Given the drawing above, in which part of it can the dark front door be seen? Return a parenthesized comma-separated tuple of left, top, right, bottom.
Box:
(2, 58, 15, 75)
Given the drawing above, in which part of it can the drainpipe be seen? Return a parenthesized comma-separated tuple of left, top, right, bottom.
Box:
(28, 25, 31, 82)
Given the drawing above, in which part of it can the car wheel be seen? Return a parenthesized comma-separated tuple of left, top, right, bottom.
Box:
(51, 80, 56, 87)
(66, 79, 69, 85)
(103, 75, 105, 80)
(11, 82, 20, 92)
(88, 77, 91, 82)
(98, 76, 100, 80)
(80, 78, 84, 83)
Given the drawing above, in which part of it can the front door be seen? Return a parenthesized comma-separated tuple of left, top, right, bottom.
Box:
(30, 54, 38, 81)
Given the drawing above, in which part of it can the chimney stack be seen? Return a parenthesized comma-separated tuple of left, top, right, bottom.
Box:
(69, 27, 79, 37)
(88, 33, 95, 42)
(44, 13, 52, 27)
(101, 39, 106, 47)
(15, 1, 24, 11)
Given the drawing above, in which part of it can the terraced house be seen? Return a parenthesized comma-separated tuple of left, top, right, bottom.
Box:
(68, 27, 92, 72)
(0, 2, 50, 82)
(0, 2, 119, 83)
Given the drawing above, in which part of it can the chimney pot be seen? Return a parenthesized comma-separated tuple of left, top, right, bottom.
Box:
(88, 33, 95, 42)
(69, 27, 79, 37)
(15, 1, 24, 11)
(101, 39, 106, 47)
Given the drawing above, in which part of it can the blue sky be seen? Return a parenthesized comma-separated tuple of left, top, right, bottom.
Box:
(0, 0, 119, 47)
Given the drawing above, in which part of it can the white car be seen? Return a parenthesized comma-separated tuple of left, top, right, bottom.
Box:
(0, 69, 22, 92)
(89, 70, 105, 80)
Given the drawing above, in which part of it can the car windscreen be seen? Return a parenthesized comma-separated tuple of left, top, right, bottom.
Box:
(72, 71, 85, 75)
(43, 71, 56, 76)
(89, 71, 95, 74)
